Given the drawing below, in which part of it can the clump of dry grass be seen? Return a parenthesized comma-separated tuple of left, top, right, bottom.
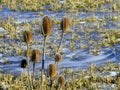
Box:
(0, 62, 120, 90)
(1, 0, 120, 12)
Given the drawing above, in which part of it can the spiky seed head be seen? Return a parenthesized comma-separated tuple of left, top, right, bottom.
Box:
(25, 48, 31, 57)
(58, 76, 65, 85)
(42, 16, 51, 37)
(31, 49, 39, 63)
(48, 64, 56, 78)
(23, 31, 33, 44)
(60, 17, 69, 33)
(55, 54, 62, 63)
(21, 59, 27, 68)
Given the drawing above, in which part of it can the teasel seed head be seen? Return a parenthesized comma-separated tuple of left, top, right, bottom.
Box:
(42, 16, 51, 37)
(25, 48, 31, 57)
(23, 31, 33, 44)
(58, 76, 65, 85)
(31, 49, 39, 63)
(55, 53, 62, 63)
(48, 64, 56, 78)
(60, 17, 69, 33)
(21, 59, 27, 68)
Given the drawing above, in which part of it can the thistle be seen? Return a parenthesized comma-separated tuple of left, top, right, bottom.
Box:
(57, 17, 69, 53)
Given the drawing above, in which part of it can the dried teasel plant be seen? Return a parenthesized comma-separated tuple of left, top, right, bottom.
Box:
(42, 16, 51, 37)
(57, 17, 69, 53)
(23, 31, 33, 44)
(55, 53, 62, 63)
(40, 16, 51, 90)
(56, 76, 65, 90)
(31, 49, 39, 79)
(48, 64, 56, 90)
(23, 31, 33, 65)
(23, 31, 33, 90)
(55, 53, 62, 72)
(41, 16, 51, 82)
(48, 64, 56, 78)
(58, 76, 65, 84)
(60, 17, 69, 33)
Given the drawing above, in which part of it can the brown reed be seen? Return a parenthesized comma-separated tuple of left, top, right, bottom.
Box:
(55, 53, 62, 63)
(23, 31, 33, 44)
(42, 16, 51, 37)
(21, 59, 27, 68)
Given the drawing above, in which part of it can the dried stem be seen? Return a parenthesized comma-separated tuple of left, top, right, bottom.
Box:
(50, 78, 53, 90)
(41, 36, 47, 90)
(57, 32, 64, 53)
(32, 62, 35, 87)
(27, 44, 33, 90)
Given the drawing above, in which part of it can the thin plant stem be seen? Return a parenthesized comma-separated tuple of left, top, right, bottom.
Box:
(50, 78, 53, 90)
(32, 62, 35, 87)
(27, 43, 33, 90)
(57, 32, 64, 53)
(41, 36, 47, 90)
(42, 36, 47, 75)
